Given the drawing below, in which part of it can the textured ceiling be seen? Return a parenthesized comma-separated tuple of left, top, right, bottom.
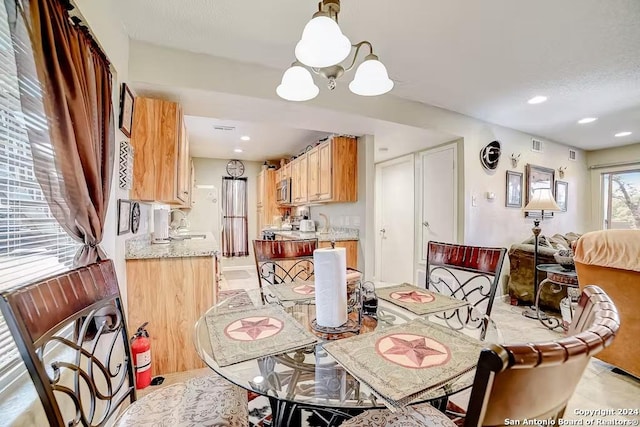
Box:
(117, 0, 640, 150)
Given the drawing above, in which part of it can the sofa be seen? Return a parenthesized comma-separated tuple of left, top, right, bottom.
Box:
(574, 229, 640, 378)
(508, 232, 581, 310)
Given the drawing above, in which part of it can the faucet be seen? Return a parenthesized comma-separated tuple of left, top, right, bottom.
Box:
(170, 209, 190, 233)
(318, 213, 330, 234)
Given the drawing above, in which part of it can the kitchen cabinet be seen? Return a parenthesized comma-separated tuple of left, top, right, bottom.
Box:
(292, 153, 308, 204)
(131, 97, 190, 204)
(319, 240, 358, 270)
(298, 136, 357, 204)
(126, 256, 217, 375)
(257, 169, 278, 230)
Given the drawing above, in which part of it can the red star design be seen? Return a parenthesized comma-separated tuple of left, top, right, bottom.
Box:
(382, 336, 446, 366)
(294, 284, 315, 295)
(228, 317, 280, 340)
(395, 291, 432, 303)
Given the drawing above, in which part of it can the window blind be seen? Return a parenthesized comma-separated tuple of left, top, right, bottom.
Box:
(0, 3, 79, 380)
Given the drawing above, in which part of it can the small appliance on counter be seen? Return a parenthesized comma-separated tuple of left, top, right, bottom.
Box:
(299, 219, 316, 232)
(152, 208, 170, 244)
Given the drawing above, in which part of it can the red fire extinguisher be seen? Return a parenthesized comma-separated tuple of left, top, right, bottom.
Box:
(131, 322, 152, 390)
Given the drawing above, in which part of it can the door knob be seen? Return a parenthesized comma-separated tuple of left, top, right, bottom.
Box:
(422, 221, 430, 228)
(380, 228, 386, 233)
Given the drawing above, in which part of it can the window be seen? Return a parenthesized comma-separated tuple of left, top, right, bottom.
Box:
(0, 3, 79, 385)
(602, 170, 640, 230)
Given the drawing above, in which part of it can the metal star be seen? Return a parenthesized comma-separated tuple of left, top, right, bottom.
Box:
(383, 336, 446, 367)
(228, 317, 280, 340)
(395, 291, 433, 303)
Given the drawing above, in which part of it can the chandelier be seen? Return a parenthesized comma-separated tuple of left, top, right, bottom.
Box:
(277, 0, 394, 102)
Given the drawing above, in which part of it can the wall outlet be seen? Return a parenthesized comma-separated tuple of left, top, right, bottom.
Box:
(472, 195, 478, 207)
(344, 216, 350, 226)
(352, 216, 360, 227)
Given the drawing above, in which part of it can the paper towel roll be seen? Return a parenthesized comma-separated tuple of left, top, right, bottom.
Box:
(314, 247, 348, 327)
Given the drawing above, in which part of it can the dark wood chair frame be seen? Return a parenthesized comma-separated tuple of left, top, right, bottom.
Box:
(425, 241, 507, 339)
(0, 260, 136, 427)
(464, 285, 619, 426)
(253, 239, 318, 302)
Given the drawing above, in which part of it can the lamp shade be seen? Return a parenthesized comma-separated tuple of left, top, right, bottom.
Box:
(524, 188, 561, 212)
(295, 16, 352, 68)
(276, 65, 319, 102)
(349, 57, 394, 96)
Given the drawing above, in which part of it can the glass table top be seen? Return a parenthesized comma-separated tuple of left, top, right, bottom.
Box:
(194, 285, 499, 410)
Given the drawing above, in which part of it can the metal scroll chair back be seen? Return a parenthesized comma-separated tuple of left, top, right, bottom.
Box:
(0, 260, 135, 427)
(465, 285, 619, 426)
(425, 241, 506, 338)
(253, 239, 318, 300)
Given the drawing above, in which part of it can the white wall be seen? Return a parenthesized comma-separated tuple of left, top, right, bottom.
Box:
(73, 0, 131, 303)
(188, 157, 262, 268)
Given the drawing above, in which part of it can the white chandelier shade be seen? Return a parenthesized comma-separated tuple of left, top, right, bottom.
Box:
(276, 65, 320, 102)
(349, 56, 394, 96)
(295, 15, 352, 68)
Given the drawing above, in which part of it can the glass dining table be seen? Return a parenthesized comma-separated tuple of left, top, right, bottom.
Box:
(194, 284, 500, 427)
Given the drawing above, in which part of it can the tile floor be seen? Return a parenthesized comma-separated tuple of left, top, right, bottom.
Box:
(144, 266, 640, 426)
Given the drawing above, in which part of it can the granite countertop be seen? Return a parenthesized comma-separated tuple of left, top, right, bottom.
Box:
(272, 228, 359, 242)
(125, 232, 219, 260)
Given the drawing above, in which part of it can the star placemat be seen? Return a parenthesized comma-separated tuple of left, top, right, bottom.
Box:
(377, 283, 469, 315)
(323, 318, 485, 408)
(205, 304, 318, 366)
(267, 280, 316, 302)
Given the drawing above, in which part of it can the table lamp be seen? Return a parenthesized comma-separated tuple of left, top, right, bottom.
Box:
(522, 187, 561, 319)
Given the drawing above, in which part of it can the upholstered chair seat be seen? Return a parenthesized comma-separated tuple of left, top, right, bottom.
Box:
(115, 376, 248, 426)
(342, 404, 456, 427)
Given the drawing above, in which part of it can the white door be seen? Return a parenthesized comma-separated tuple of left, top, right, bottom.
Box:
(418, 145, 457, 264)
(375, 155, 415, 284)
(190, 185, 223, 240)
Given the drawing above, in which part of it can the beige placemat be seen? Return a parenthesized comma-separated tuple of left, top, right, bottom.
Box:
(323, 318, 484, 408)
(377, 283, 469, 315)
(216, 289, 256, 313)
(206, 304, 318, 366)
(268, 281, 316, 302)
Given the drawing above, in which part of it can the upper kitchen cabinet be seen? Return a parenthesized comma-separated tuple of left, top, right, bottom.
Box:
(131, 97, 190, 205)
(257, 169, 278, 231)
(291, 153, 308, 204)
(308, 136, 358, 203)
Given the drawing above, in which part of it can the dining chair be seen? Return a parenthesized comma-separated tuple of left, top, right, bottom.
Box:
(342, 285, 620, 427)
(425, 241, 507, 337)
(0, 260, 248, 427)
(253, 238, 318, 301)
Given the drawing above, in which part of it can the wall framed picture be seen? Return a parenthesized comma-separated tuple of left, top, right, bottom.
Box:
(117, 199, 131, 235)
(505, 170, 523, 208)
(118, 83, 134, 137)
(555, 180, 568, 212)
(525, 164, 555, 218)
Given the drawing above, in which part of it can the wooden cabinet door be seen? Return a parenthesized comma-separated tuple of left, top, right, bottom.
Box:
(291, 159, 299, 202)
(176, 118, 189, 204)
(307, 146, 320, 201)
(318, 240, 358, 270)
(257, 207, 264, 233)
(154, 100, 180, 203)
(257, 171, 264, 207)
(131, 98, 159, 201)
(298, 153, 308, 204)
(318, 141, 332, 200)
(283, 163, 291, 180)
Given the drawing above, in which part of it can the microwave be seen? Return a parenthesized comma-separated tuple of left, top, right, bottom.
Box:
(277, 178, 291, 204)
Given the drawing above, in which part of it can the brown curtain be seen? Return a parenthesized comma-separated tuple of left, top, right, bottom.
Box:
(6, 0, 114, 266)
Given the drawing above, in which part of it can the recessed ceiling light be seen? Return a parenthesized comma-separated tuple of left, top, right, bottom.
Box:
(614, 131, 632, 137)
(240, 136, 251, 141)
(577, 117, 598, 124)
(234, 148, 243, 153)
(527, 96, 548, 105)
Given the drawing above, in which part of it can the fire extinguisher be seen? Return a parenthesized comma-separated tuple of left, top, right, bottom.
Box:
(131, 322, 151, 390)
